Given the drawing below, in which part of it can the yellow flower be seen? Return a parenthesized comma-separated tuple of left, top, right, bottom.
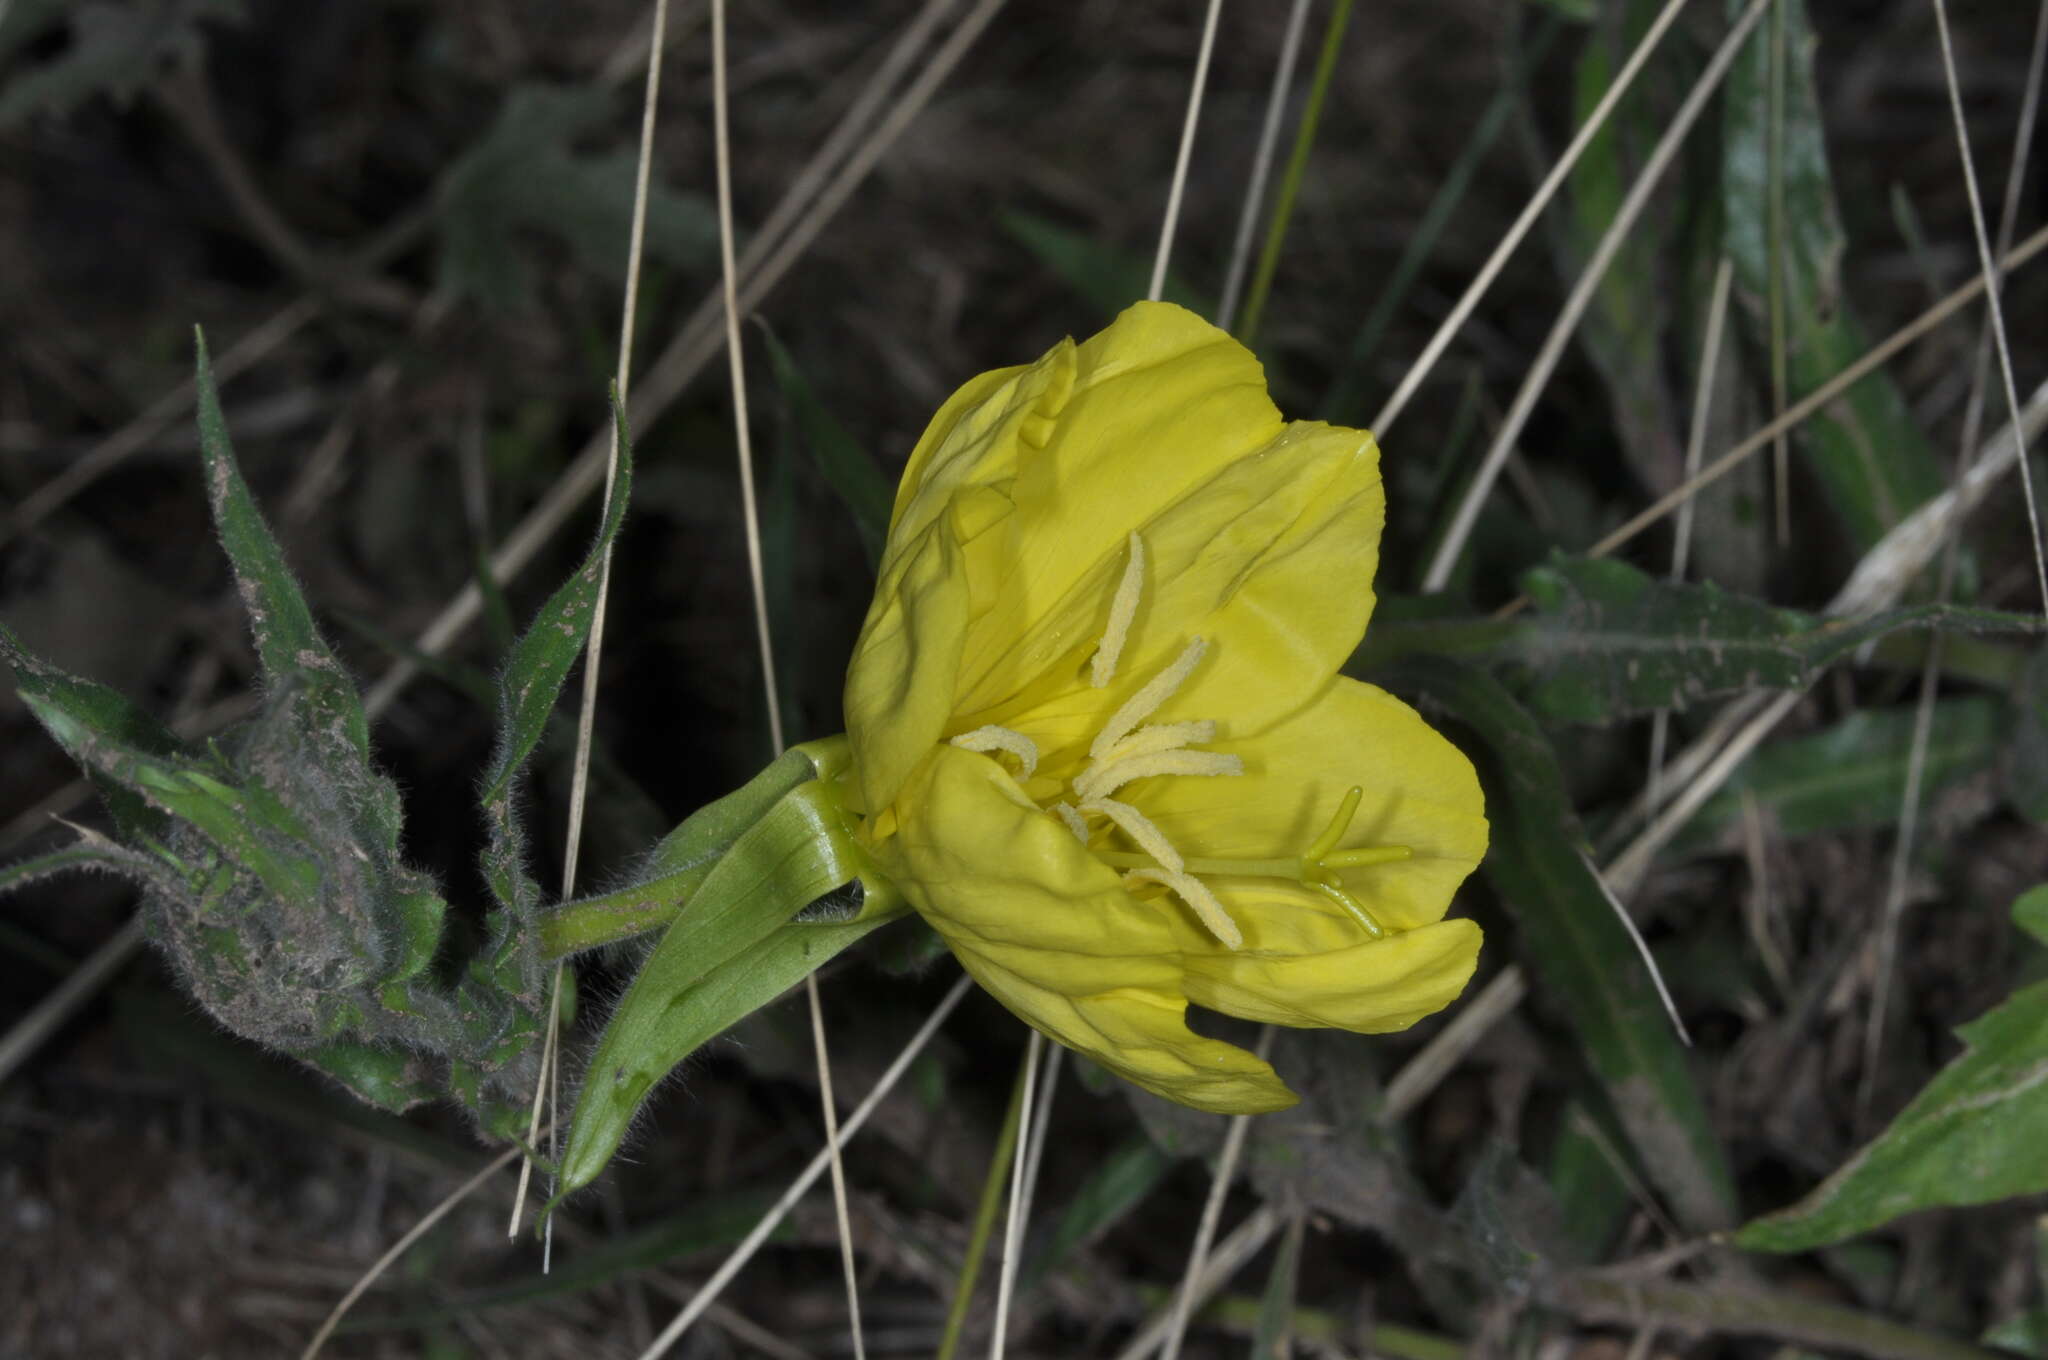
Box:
(843, 301, 1487, 1114)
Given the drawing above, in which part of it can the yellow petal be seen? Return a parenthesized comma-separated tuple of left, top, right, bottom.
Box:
(889, 743, 1297, 1113)
(965, 420, 1384, 756)
(844, 517, 974, 820)
(949, 304, 1301, 701)
(1181, 912, 1482, 1033)
(1138, 677, 1488, 934)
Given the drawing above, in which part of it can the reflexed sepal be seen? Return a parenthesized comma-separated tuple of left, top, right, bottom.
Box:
(548, 736, 907, 1204)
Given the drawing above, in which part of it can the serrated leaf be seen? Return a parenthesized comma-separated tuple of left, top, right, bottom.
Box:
(1674, 697, 2000, 851)
(1383, 653, 1739, 1232)
(1737, 897, 2048, 1252)
(1723, 0, 1943, 549)
(435, 83, 717, 308)
(477, 398, 633, 916)
(0, 0, 244, 127)
(762, 328, 891, 567)
(194, 329, 373, 764)
(1508, 557, 2042, 724)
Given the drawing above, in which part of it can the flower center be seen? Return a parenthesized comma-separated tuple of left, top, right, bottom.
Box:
(950, 533, 1408, 950)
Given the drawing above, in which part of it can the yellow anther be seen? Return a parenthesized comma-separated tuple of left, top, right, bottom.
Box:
(1091, 532, 1147, 689)
(950, 724, 1040, 779)
(1091, 637, 1207, 761)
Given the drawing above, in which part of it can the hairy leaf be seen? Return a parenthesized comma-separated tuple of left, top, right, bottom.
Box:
(1506, 557, 2041, 723)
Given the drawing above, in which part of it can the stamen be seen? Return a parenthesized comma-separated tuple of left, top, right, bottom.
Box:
(950, 724, 1039, 779)
(1073, 749, 1243, 804)
(1053, 801, 1090, 845)
(1095, 719, 1216, 764)
(1081, 796, 1184, 874)
(1091, 532, 1147, 689)
(1124, 866, 1245, 949)
(1091, 636, 1208, 761)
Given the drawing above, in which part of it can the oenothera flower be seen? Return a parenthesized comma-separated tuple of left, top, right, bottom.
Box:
(844, 302, 1487, 1114)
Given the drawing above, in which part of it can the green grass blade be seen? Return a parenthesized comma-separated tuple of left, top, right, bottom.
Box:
(1723, 0, 1944, 549)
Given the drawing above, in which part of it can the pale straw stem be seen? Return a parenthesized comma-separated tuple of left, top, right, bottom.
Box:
(1863, 0, 2048, 1119)
(635, 975, 973, 1360)
(1149, 0, 1226, 304)
(1421, 0, 1774, 594)
(1158, 1025, 1274, 1360)
(989, 1030, 1043, 1358)
(1372, 0, 1698, 436)
(1215, 0, 1313, 331)
(1647, 257, 1736, 819)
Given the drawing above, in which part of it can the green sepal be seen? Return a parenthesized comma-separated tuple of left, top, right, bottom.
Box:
(541, 745, 817, 958)
(552, 737, 906, 1202)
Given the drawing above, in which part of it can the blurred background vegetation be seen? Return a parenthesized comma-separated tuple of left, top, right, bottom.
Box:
(3, 0, 2048, 1356)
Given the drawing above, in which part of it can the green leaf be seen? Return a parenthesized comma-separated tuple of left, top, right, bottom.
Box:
(477, 396, 633, 916)
(762, 328, 892, 567)
(1002, 210, 1208, 318)
(1737, 895, 2048, 1252)
(194, 329, 372, 765)
(1674, 697, 2001, 850)
(1506, 557, 2042, 724)
(0, 0, 244, 127)
(1722, 0, 1943, 549)
(435, 83, 717, 308)
(1384, 654, 1739, 1232)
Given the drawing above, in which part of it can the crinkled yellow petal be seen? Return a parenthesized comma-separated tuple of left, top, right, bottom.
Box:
(949, 304, 1301, 699)
(965, 419, 1383, 758)
(889, 743, 1297, 1114)
(1138, 677, 1488, 935)
(844, 517, 973, 820)
(1179, 907, 1481, 1033)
